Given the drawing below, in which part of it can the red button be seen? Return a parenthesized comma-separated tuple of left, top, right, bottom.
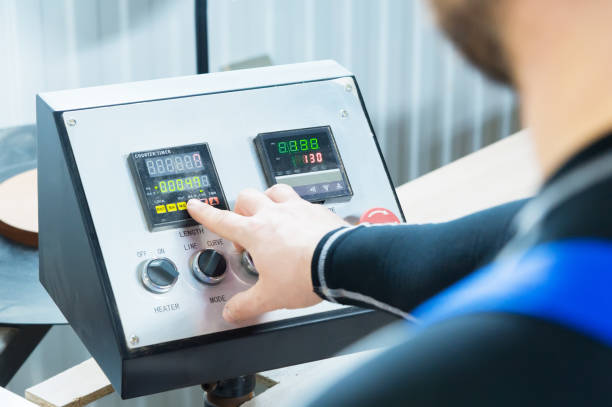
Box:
(359, 207, 401, 224)
(209, 197, 220, 206)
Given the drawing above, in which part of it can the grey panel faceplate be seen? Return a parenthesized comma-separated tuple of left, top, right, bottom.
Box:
(63, 77, 402, 349)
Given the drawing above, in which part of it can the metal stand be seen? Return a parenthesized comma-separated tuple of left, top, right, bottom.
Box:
(195, 0, 209, 75)
(0, 325, 50, 386)
(202, 375, 256, 407)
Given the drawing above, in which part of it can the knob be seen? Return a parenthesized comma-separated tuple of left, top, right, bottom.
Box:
(241, 251, 258, 276)
(192, 249, 227, 285)
(141, 258, 179, 293)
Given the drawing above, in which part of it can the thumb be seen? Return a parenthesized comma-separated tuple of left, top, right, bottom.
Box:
(223, 283, 271, 323)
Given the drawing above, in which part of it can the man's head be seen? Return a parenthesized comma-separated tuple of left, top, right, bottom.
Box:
(430, 0, 612, 176)
(429, 0, 513, 85)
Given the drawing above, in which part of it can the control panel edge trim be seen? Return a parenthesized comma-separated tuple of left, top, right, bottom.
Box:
(53, 111, 130, 356)
(123, 306, 382, 358)
(52, 75, 350, 117)
(350, 75, 406, 222)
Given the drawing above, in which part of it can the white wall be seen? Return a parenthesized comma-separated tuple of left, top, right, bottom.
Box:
(0, 0, 519, 182)
(207, 0, 519, 182)
(0, 0, 196, 128)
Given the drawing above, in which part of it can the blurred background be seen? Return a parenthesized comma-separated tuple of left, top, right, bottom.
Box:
(1, 0, 520, 405)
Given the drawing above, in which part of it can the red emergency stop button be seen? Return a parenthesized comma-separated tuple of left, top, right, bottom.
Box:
(359, 207, 401, 224)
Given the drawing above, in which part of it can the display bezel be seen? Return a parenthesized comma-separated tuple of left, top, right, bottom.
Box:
(254, 126, 353, 202)
(129, 143, 228, 231)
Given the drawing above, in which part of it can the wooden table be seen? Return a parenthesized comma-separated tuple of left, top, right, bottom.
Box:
(396, 130, 541, 223)
(0, 386, 37, 406)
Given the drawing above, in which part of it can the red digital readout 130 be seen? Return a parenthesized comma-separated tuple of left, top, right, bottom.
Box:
(302, 152, 323, 164)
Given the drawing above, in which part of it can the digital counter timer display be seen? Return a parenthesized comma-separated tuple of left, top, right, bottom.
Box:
(255, 126, 352, 202)
(129, 143, 228, 231)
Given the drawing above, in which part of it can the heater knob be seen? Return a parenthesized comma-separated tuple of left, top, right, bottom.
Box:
(192, 249, 227, 285)
(141, 258, 179, 294)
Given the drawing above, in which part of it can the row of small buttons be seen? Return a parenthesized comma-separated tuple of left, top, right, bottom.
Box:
(155, 202, 187, 214)
(155, 197, 222, 214)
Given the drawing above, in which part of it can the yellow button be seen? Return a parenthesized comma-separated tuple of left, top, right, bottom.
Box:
(177, 201, 187, 211)
(155, 205, 166, 214)
(166, 203, 177, 212)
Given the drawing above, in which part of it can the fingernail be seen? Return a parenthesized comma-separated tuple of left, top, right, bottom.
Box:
(187, 199, 204, 209)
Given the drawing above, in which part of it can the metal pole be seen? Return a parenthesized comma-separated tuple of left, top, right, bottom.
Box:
(195, 0, 209, 74)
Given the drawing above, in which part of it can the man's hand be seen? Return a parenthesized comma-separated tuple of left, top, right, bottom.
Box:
(187, 184, 349, 323)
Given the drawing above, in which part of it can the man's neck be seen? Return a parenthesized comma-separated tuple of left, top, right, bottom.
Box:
(506, 2, 612, 178)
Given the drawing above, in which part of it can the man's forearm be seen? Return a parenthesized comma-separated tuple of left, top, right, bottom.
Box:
(311, 199, 528, 317)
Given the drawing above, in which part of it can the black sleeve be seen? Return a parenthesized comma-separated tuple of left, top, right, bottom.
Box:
(311, 199, 528, 317)
(307, 313, 612, 406)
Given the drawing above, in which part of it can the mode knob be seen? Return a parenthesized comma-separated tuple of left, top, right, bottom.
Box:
(241, 251, 258, 276)
(141, 258, 179, 294)
(192, 249, 227, 285)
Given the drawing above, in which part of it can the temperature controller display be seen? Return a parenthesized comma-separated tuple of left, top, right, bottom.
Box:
(129, 143, 228, 231)
(255, 126, 352, 202)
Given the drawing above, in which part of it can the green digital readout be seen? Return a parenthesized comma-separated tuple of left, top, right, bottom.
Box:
(277, 138, 320, 154)
(157, 175, 210, 193)
(254, 126, 353, 203)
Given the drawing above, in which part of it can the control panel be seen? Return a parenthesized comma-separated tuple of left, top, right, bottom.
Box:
(38, 61, 404, 398)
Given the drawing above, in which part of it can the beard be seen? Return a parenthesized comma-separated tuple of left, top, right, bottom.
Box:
(429, 0, 513, 86)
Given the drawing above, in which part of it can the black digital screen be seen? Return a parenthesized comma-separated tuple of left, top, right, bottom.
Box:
(129, 143, 228, 231)
(143, 151, 207, 177)
(255, 126, 352, 202)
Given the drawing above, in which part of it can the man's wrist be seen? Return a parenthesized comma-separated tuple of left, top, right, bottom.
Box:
(310, 225, 360, 300)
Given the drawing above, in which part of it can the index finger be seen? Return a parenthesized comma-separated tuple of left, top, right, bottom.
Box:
(187, 199, 250, 246)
